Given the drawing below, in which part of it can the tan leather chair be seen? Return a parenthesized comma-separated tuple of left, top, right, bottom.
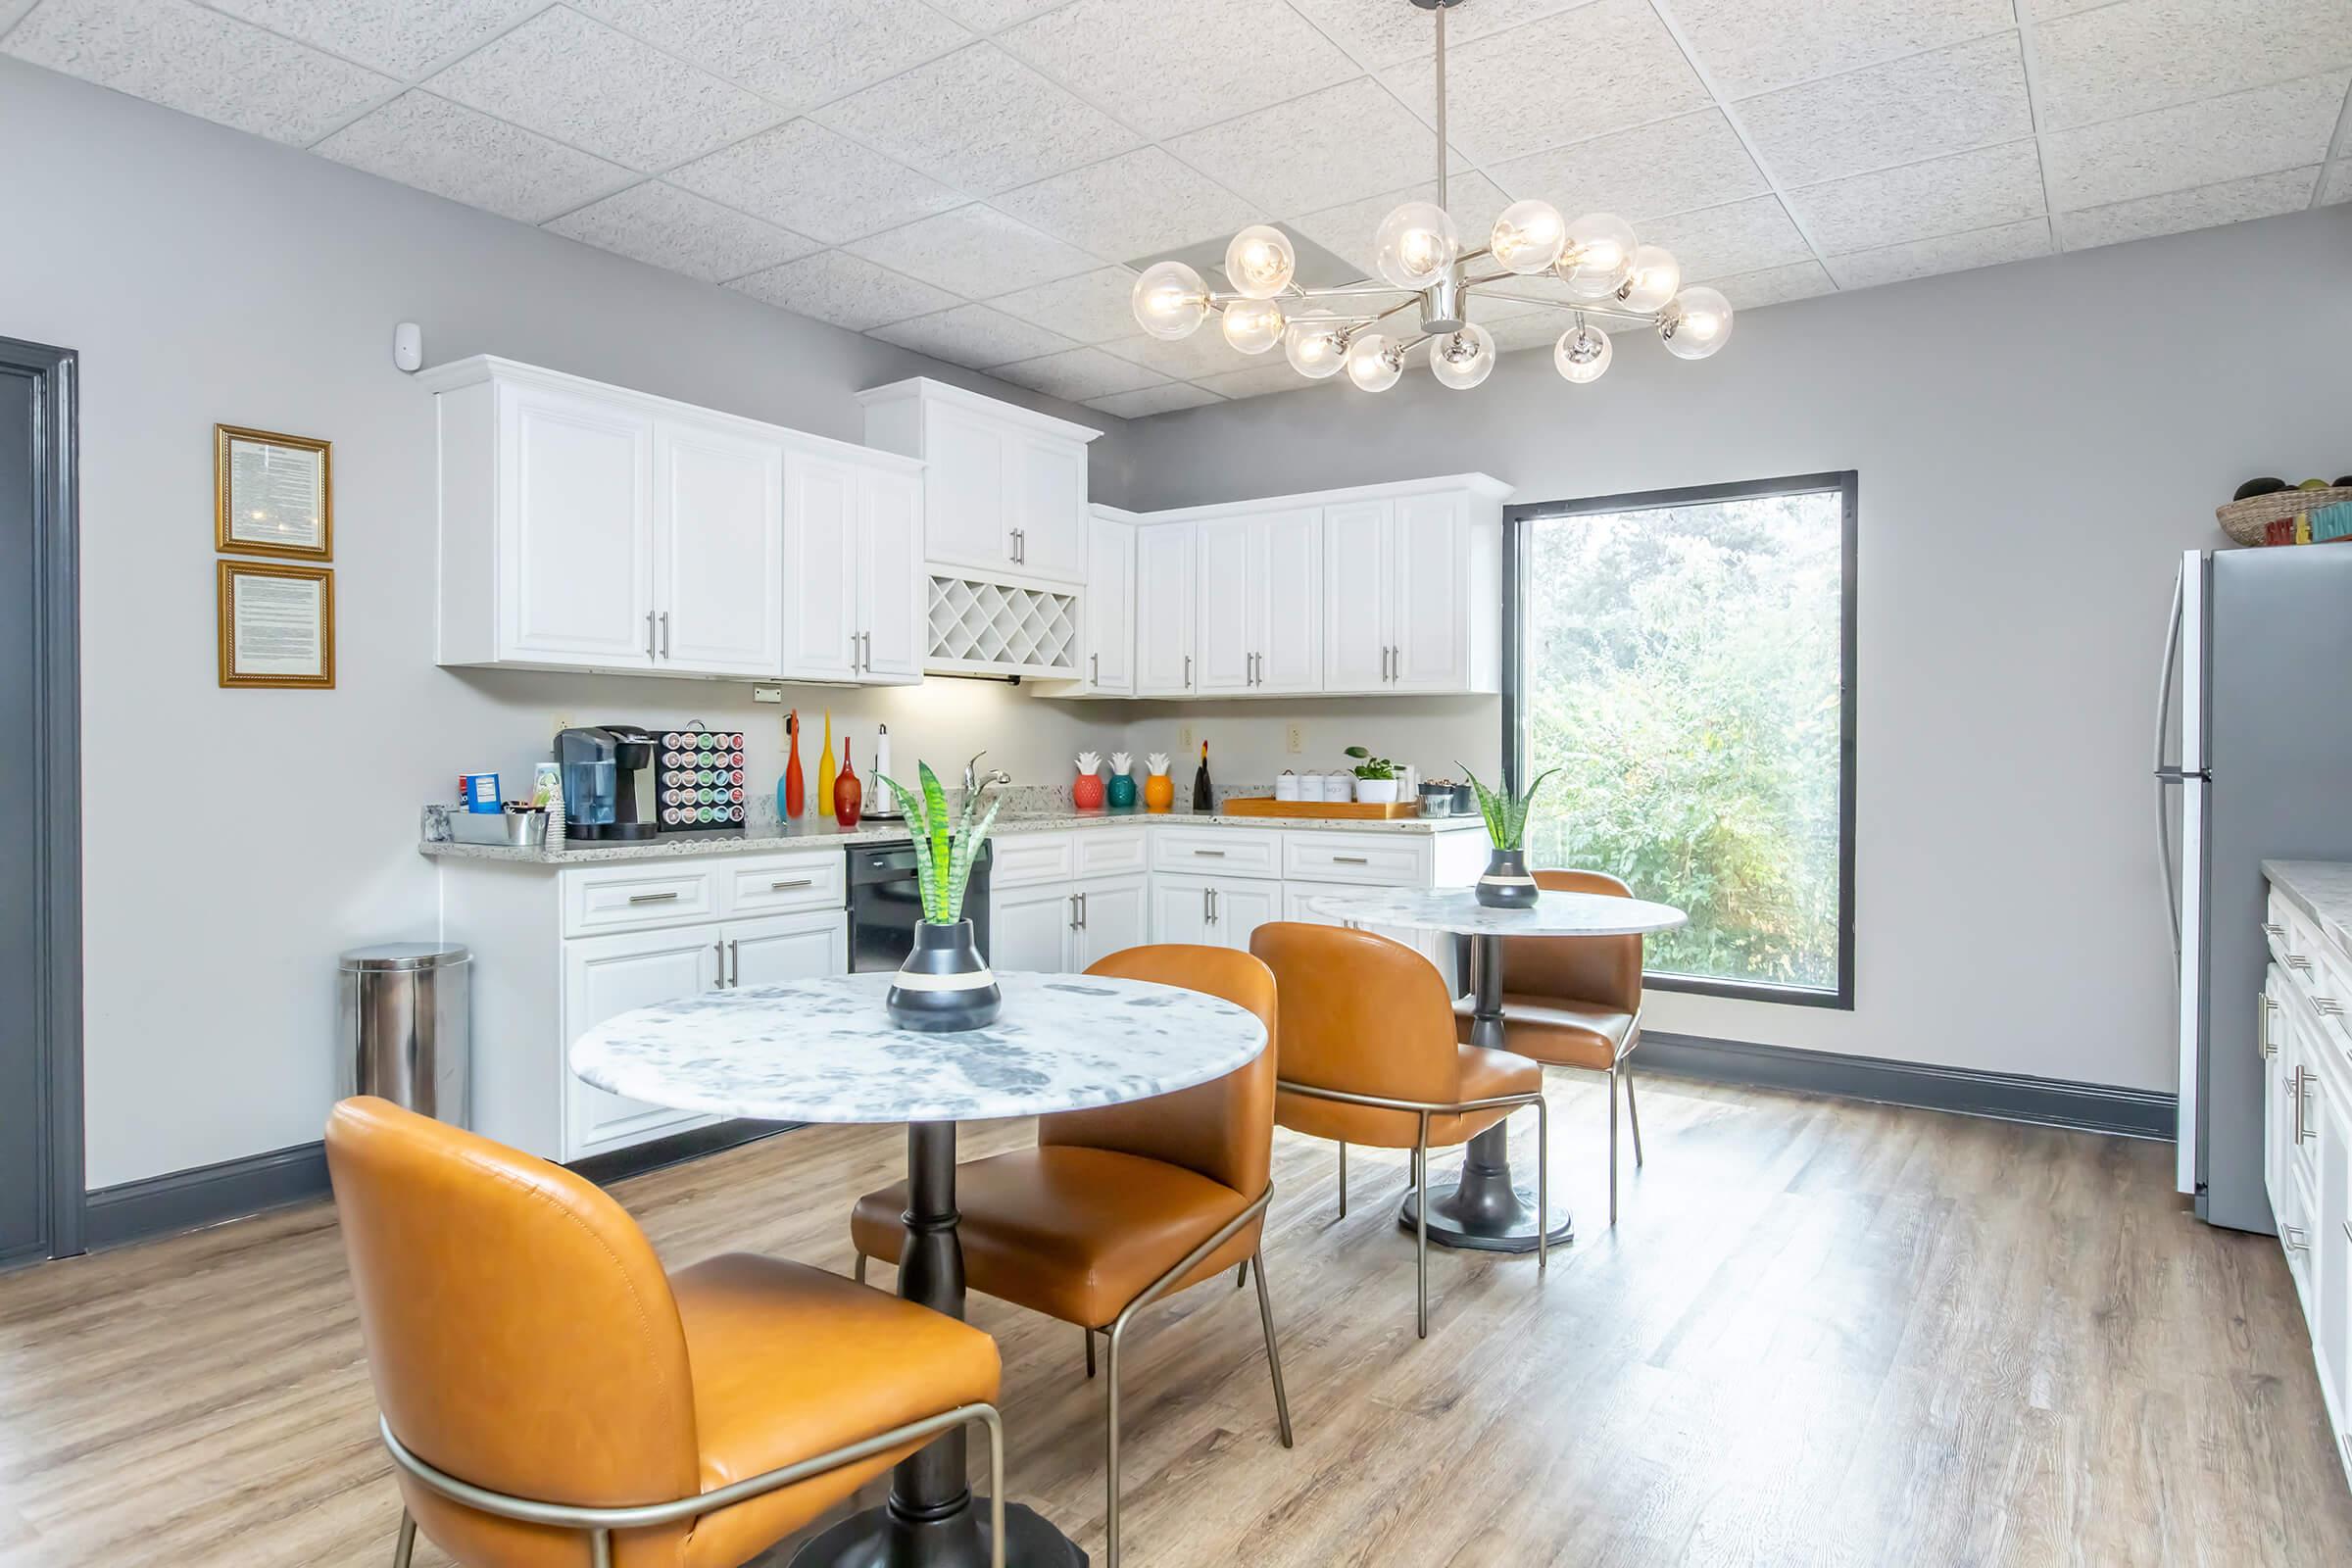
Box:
(1250, 921, 1549, 1338)
(848, 946, 1288, 1568)
(1454, 868, 1648, 1223)
(326, 1096, 1007, 1568)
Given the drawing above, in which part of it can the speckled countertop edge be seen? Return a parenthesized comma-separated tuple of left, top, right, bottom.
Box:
(2264, 860, 2352, 959)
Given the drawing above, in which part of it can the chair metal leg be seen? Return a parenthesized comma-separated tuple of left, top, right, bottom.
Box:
(1085, 1326, 1097, 1379)
(1250, 1248, 1295, 1447)
(853, 1251, 867, 1285)
(391, 1509, 416, 1568)
(1103, 1321, 1127, 1568)
(1625, 1063, 1645, 1167)
(1608, 1068, 1620, 1227)
(1235, 1258, 1249, 1290)
(979, 1404, 1007, 1568)
(1535, 1097, 1550, 1271)
(1414, 1112, 1430, 1339)
(590, 1528, 612, 1568)
(1337, 1141, 1348, 1218)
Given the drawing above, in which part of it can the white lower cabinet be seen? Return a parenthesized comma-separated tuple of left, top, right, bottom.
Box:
(562, 926, 724, 1160)
(1073, 875, 1150, 968)
(990, 870, 1150, 971)
(1152, 872, 1278, 953)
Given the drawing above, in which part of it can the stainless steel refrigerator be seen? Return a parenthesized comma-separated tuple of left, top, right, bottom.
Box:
(2160, 546, 2352, 1232)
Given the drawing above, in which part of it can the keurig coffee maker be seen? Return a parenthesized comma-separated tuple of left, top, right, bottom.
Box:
(554, 726, 659, 841)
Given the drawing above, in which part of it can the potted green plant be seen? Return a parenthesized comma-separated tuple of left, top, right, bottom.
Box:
(1345, 744, 1399, 805)
(877, 761, 1004, 1030)
(1459, 763, 1557, 907)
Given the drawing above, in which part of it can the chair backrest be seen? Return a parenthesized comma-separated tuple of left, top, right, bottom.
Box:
(1249, 922, 1462, 1105)
(1040, 945, 1279, 1198)
(1485, 869, 1643, 1014)
(325, 1098, 701, 1523)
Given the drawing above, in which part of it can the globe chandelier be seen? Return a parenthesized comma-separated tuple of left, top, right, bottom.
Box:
(1129, 0, 1734, 392)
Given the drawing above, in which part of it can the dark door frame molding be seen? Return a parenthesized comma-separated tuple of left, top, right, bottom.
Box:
(0, 336, 83, 1266)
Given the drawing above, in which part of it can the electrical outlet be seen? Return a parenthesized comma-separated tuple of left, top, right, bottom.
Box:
(1286, 723, 1303, 755)
(752, 686, 784, 704)
(1179, 722, 1195, 751)
(552, 712, 572, 738)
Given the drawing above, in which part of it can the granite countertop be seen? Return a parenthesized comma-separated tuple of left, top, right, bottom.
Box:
(2264, 860, 2352, 957)
(424, 796, 1488, 865)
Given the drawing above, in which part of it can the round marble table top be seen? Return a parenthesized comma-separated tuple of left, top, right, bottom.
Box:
(1307, 885, 1688, 937)
(570, 971, 1268, 1126)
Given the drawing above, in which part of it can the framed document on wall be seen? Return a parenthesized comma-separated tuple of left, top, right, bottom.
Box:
(215, 424, 331, 560)
(218, 561, 334, 689)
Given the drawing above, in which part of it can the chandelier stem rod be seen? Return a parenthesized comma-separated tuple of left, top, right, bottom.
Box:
(1434, 3, 1447, 211)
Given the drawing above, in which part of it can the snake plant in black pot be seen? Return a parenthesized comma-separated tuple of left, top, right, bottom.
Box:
(1459, 764, 1556, 908)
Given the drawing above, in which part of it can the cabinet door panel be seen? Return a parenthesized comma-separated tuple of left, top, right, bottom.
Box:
(655, 420, 783, 676)
(1084, 515, 1135, 695)
(502, 384, 653, 664)
(988, 884, 1075, 972)
(1323, 500, 1393, 692)
(563, 929, 721, 1158)
(1152, 874, 1215, 948)
(1392, 490, 1468, 691)
(1017, 436, 1087, 583)
(782, 453, 859, 681)
(1210, 879, 1280, 953)
(1195, 517, 1256, 695)
(1256, 507, 1323, 693)
(727, 909, 848, 989)
(1073, 875, 1150, 970)
(926, 405, 1009, 572)
(1135, 525, 1196, 695)
(858, 467, 925, 683)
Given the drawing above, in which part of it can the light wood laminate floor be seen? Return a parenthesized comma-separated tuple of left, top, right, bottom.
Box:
(3, 1073, 2348, 1566)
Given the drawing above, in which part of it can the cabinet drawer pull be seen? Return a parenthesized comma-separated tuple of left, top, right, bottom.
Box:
(1192, 848, 1227, 858)
(2282, 1223, 2311, 1252)
(2316, 997, 2345, 1016)
(2286, 956, 2314, 973)
(1331, 855, 1370, 865)
(628, 890, 682, 905)
(2264, 922, 2286, 937)
(768, 878, 815, 892)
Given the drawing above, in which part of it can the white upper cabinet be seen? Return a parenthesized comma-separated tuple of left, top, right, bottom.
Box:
(1080, 511, 1135, 695)
(1195, 508, 1322, 696)
(1392, 489, 1478, 692)
(858, 378, 1100, 588)
(1135, 520, 1197, 696)
(1323, 499, 1393, 693)
(426, 356, 924, 684)
(1195, 517, 1255, 696)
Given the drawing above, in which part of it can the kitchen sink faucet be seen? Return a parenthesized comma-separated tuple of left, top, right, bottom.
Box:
(963, 752, 1011, 799)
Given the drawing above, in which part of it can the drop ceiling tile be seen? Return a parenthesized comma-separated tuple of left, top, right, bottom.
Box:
(1378, 0, 1710, 166)
(2034, 0, 2352, 130)
(1738, 33, 2033, 189)
(2328, 162, 2352, 203)
(570, 0, 970, 112)
(2062, 166, 2320, 248)
(1789, 139, 2045, 254)
(2042, 71, 2347, 209)
(1823, 217, 2051, 289)
(1482, 312, 1575, 354)
(846, 205, 1100, 298)
(994, 147, 1262, 262)
(1637, 196, 1813, 279)
(989, 267, 1146, 345)
(1288, 172, 1509, 278)
(668, 121, 961, 245)
(991, 346, 1168, 402)
(870, 304, 1077, 367)
(1002, 0, 1357, 138)
(1697, 259, 1838, 310)
(927, 0, 1063, 29)
(201, 0, 538, 78)
(546, 180, 818, 281)
(1086, 383, 1227, 418)
(813, 42, 1141, 194)
(1167, 77, 1443, 215)
(318, 90, 632, 220)
(1101, 330, 1266, 382)
(5, 0, 394, 145)
(1196, 362, 1328, 400)
(1672, 0, 2015, 100)
(1489, 111, 1767, 221)
(1286, 0, 1588, 70)
(728, 250, 959, 329)
(429, 6, 777, 172)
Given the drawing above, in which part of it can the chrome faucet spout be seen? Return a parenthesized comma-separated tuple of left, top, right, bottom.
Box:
(962, 752, 1010, 798)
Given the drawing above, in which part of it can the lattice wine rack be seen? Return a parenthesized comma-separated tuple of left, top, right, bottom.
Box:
(924, 575, 1078, 675)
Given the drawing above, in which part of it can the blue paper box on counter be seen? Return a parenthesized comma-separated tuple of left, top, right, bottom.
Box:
(460, 772, 501, 812)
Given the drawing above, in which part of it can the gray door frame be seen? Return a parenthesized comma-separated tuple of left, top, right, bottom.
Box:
(0, 336, 83, 1265)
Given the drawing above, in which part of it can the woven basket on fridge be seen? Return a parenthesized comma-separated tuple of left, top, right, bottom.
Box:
(2215, 485, 2352, 546)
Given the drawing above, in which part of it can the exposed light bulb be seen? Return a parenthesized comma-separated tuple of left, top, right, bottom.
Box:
(1429, 322, 1494, 390)
(1660, 286, 1734, 360)
(1346, 332, 1401, 392)
(1489, 199, 1566, 275)
(1374, 200, 1458, 290)
(1615, 244, 1682, 314)
(1554, 323, 1612, 384)
(1131, 261, 1208, 340)
(1221, 297, 1286, 355)
(1556, 212, 1637, 300)
(1283, 317, 1348, 379)
(1222, 224, 1297, 300)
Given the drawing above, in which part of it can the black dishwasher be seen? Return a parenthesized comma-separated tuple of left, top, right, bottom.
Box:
(847, 839, 994, 973)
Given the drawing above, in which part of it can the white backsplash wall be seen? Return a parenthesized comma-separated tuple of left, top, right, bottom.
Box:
(1111, 696, 1503, 798)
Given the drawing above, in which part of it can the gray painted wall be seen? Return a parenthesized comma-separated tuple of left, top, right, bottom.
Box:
(1116, 204, 2352, 1094)
(0, 59, 1134, 1187)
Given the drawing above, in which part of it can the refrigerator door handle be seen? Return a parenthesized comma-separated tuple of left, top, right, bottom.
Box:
(2154, 560, 2186, 960)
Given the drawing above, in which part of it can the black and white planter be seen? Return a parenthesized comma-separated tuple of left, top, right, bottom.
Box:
(1475, 847, 1540, 909)
(886, 919, 1003, 1032)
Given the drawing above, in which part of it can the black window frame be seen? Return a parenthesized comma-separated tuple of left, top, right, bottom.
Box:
(1500, 469, 1858, 1011)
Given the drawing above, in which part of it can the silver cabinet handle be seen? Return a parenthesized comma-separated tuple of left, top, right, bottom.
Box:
(2262, 995, 2279, 1059)
(1091, 652, 1100, 683)
(1077, 891, 1087, 930)
(2316, 997, 2345, 1016)
(726, 938, 740, 989)
(1201, 886, 1211, 923)
(2298, 1068, 2319, 1144)
(1207, 886, 1219, 924)
(2287, 956, 2315, 974)
(645, 610, 657, 659)
(713, 938, 727, 986)
(659, 610, 670, 657)
(1193, 848, 1226, 857)
(1381, 645, 1390, 681)
(1070, 893, 1081, 931)
(769, 878, 814, 891)
(628, 890, 680, 905)
(1332, 856, 1369, 865)
(2283, 1223, 2311, 1252)
(2265, 922, 2287, 937)
(1184, 653, 1192, 687)
(2291, 1065, 2305, 1144)
(861, 631, 872, 672)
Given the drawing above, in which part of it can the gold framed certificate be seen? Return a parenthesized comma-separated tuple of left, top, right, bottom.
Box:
(215, 424, 332, 560)
(218, 561, 334, 689)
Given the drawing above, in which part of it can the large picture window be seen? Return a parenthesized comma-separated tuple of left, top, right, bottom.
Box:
(1503, 472, 1856, 1007)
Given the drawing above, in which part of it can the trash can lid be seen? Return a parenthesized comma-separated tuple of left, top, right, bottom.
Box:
(341, 942, 471, 972)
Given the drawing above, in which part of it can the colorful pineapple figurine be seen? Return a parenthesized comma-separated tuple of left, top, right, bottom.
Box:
(1144, 752, 1174, 811)
(1107, 751, 1138, 809)
(816, 710, 837, 809)
(1073, 751, 1105, 809)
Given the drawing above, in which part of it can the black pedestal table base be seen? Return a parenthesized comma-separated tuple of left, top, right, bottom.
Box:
(793, 1501, 1084, 1568)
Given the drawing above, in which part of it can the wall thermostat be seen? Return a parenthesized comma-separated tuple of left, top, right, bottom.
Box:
(392, 322, 422, 373)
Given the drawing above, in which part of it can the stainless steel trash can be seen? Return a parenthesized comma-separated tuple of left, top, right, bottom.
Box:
(339, 943, 471, 1126)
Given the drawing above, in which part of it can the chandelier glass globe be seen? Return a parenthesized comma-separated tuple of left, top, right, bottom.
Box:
(1221, 297, 1286, 355)
(1429, 323, 1495, 390)
(1223, 224, 1297, 299)
(1489, 200, 1566, 275)
(1660, 286, 1734, 360)
(1554, 322, 1612, 384)
(1556, 212, 1637, 299)
(1130, 261, 1208, 340)
(1283, 317, 1349, 379)
(1347, 332, 1402, 391)
(1373, 201, 1459, 290)
(1615, 244, 1683, 313)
